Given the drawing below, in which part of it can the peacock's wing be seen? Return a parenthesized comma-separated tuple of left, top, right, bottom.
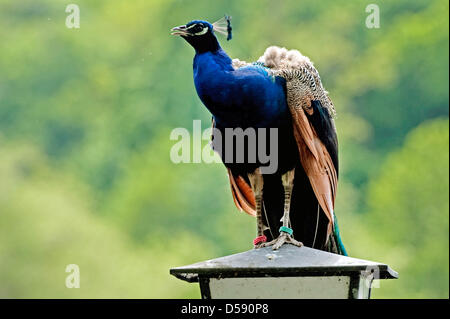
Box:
(210, 118, 256, 216)
(227, 168, 256, 217)
(258, 46, 339, 241)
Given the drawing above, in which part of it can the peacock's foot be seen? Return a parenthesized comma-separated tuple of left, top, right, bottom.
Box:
(262, 232, 303, 250)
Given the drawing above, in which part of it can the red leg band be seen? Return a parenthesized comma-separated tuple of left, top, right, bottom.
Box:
(253, 235, 267, 245)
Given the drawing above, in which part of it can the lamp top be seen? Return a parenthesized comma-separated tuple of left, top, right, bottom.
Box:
(170, 245, 398, 282)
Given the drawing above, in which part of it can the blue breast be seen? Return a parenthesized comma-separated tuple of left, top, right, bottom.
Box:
(193, 50, 290, 129)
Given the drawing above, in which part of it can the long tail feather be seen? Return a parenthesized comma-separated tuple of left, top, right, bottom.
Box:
(331, 213, 347, 256)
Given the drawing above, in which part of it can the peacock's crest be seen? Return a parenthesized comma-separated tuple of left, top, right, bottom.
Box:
(212, 15, 232, 41)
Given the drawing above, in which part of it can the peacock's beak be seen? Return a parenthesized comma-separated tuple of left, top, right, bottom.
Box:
(171, 25, 190, 36)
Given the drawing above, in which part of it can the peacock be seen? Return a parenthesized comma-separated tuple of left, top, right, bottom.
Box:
(172, 17, 347, 255)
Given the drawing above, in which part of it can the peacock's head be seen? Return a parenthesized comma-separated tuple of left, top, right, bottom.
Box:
(171, 16, 232, 53)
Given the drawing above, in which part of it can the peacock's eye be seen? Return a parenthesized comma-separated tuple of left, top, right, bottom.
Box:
(186, 23, 208, 36)
(192, 25, 203, 33)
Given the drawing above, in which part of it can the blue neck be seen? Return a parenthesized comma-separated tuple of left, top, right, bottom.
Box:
(193, 49, 235, 120)
(184, 32, 221, 54)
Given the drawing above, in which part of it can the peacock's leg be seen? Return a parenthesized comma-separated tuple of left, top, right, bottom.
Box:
(248, 168, 267, 249)
(262, 168, 303, 250)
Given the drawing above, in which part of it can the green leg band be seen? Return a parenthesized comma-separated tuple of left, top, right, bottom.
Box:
(279, 226, 293, 236)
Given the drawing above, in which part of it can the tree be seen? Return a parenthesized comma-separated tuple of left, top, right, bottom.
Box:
(366, 119, 449, 298)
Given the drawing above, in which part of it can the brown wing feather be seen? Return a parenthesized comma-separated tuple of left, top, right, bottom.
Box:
(227, 169, 256, 217)
(290, 103, 337, 237)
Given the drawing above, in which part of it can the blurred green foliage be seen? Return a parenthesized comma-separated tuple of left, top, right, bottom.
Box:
(0, 0, 448, 298)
